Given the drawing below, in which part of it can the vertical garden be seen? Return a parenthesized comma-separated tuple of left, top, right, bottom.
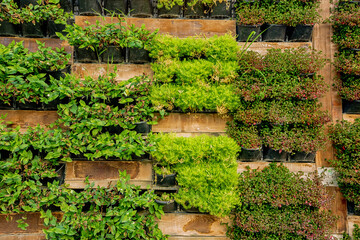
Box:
(0, 0, 359, 239)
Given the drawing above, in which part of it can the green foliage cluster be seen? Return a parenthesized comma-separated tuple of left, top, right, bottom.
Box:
(0, 41, 70, 106)
(58, 16, 158, 63)
(227, 163, 336, 240)
(343, 224, 360, 240)
(235, 0, 320, 26)
(329, 119, 360, 211)
(0, 0, 71, 25)
(148, 34, 240, 114)
(152, 134, 239, 217)
(330, 2, 360, 100)
(227, 48, 329, 153)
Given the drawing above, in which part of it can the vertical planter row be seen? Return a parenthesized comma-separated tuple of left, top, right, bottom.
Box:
(235, 0, 318, 42)
(331, 2, 360, 114)
(227, 48, 329, 162)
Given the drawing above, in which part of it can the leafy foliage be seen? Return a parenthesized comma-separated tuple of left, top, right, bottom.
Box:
(227, 163, 336, 240)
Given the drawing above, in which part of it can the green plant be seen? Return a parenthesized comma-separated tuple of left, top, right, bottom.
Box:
(153, 134, 239, 216)
(235, 4, 265, 26)
(41, 171, 167, 239)
(227, 163, 337, 240)
(329, 119, 360, 211)
(58, 15, 157, 62)
(226, 122, 262, 149)
(157, 0, 184, 10)
(335, 51, 360, 76)
(261, 124, 327, 153)
(334, 74, 360, 101)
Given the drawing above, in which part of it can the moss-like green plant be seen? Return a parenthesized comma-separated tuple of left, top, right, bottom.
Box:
(153, 134, 239, 217)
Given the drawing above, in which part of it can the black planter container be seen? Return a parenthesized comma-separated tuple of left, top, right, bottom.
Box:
(60, 0, 73, 12)
(134, 121, 151, 133)
(17, 101, 42, 110)
(43, 98, 68, 110)
(236, 24, 261, 42)
(21, 22, 45, 38)
(104, 0, 127, 15)
(347, 201, 360, 215)
(130, 0, 153, 17)
(0, 99, 15, 110)
(289, 24, 313, 42)
(75, 47, 99, 63)
(349, 48, 360, 55)
(131, 152, 150, 160)
(47, 20, 66, 38)
(78, 0, 102, 15)
(263, 147, 288, 162)
(343, 100, 360, 114)
(289, 151, 316, 162)
(181, 205, 201, 213)
(103, 125, 124, 134)
(209, 0, 231, 19)
(0, 150, 11, 160)
(0, 21, 18, 37)
(238, 147, 263, 161)
(262, 24, 287, 42)
(155, 200, 177, 212)
(156, 173, 176, 187)
(157, 5, 182, 18)
(128, 48, 150, 63)
(101, 46, 126, 63)
(41, 164, 66, 186)
(339, 0, 360, 6)
(184, 3, 206, 18)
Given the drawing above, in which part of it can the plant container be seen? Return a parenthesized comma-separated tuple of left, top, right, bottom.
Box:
(104, 0, 127, 15)
(157, 5, 182, 18)
(238, 147, 263, 161)
(41, 163, 66, 186)
(263, 147, 288, 162)
(74, 47, 99, 63)
(0, 98, 15, 110)
(289, 151, 316, 162)
(339, 0, 360, 6)
(47, 20, 66, 38)
(130, 0, 153, 17)
(350, 48, 360, 55)
(42, 99, 61, 111)
(103, 125, 124, 134)
(0, 150, 11, 160)
(181, 205, 201, 213)
(184, 3, 206, 18)
(347, 201, 360, 215)
(60, 0, 73, 12)
(156, 173, 176, 187)
(289, 24, 313, 42)
(21, 22, 45, 38)
(236, 24, 261, 42)
(209, 0, 231, 19)
(17, 101, 42, 110)
(262, 24, 287, 42)
(0, 21, 18, 37)
(128, 48, 150, 63)
(78, 0, 102, 15)
(131, 152, 150, 160)
(343, 100, 360, 114)
(134, 121, 151, 134)
(155, 200, 177, 212)
(101, 46, 126, 63)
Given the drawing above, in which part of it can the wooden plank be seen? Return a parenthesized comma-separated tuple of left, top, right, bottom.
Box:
(71, 63, 153, 80)
(65, 160, 153, 189)
(0, 37, 72, 55)
(0, 233, 46, 240)
(326, 187, 347, 234)
(348, 216, 360, 236)
(153, 113, 229, 133)
(237, 162, 317, 174)
(157, 213, 229, 237)
(169, 237, 228, 240)
(343, 114, 360, 123)
(313, 0, 341, 168)
(75, 16, 236, 38)
(238, 42, 312, 55)
(0, 110, 58, 132)
(0, 213, 43, 234)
